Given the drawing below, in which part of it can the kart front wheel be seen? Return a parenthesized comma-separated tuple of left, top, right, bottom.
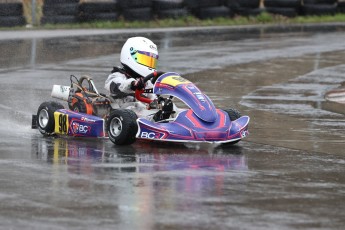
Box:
(224, 108, 242, 145)
(224, 108, 241, 121)
(37, 101, 64, 135)
(107, 109, 138, 145)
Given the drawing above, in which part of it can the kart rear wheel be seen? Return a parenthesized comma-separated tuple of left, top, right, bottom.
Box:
(37, 101, 64, 135)
(107, 109, 138, 145)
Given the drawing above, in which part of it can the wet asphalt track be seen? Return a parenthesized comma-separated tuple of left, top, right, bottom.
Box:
(1, 25, 345, 229)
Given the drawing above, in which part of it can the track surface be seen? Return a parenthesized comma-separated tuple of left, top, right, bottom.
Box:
(1, 25, 345, 229)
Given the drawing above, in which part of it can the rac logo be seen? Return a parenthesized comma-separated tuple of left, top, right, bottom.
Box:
(140, 132, 157, 139)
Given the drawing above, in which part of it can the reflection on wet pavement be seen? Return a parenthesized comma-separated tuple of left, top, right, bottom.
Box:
(1, 136, 344, 229)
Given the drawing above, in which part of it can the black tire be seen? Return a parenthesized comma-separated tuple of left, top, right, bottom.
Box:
(37, 101, 64, 135)
(118, 0, 152, 9)
(0, 3, 23, 16)
(79, 3, 118, 14)
(44, 0, 79, 5)
(197, 6, 233, 19)
(264, 0, 302, 8)
(302, 4, 337, 15)
(152, 0, 185, 11)
(224, 108, 241, 121)
(41, 15, 78, 24)
(107, 109, 138, 145)
(0, 16, 26, 27)
(43, 3, 79, 16)
(303, 0, 337, 4)
(338, 6, 345, 13)
(80, 12, 118, 22)
(123, 7, 152, 21)
(234, 7, 264, 16)
(184, 0, 223, 9)
(223, 108, 242, 146)
(226, 0, 261, 9)
(265, 7, 299, 17)
(155, 8, 189, 19)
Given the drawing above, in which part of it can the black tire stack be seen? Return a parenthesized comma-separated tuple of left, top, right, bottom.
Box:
(225, 0, 262, 17)
(185, 0, 233, 19)
(338, 1, 345, 13)
(184, 0, 232, 19)
(41, 0, 79, 24)
(302, 0, 338, 16)
(118, 0, 153, 21)
(0, 2, 26, 27)
(152, 0, 188, 19)
(264, 0, 302, 17)
(79, 1, 119, 22)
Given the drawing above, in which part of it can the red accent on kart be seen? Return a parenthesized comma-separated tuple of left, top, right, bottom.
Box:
(186, 109, 204, 128)
(71, 93, 93, 115)
(135, 89, 153, 104)
(186, 109, 226, 129)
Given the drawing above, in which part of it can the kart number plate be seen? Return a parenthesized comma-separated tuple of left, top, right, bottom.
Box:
(54, 112, 69, 135)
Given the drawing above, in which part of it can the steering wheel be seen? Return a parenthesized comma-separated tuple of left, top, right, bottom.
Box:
(135, 72, 161, 104)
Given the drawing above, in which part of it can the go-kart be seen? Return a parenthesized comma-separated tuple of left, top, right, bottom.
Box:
(32, 72, 249, 145)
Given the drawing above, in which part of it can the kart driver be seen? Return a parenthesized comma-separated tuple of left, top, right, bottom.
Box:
(104, 36, 172, 121)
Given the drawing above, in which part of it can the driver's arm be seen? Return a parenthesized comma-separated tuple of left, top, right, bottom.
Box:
(105, 72, 135, 94)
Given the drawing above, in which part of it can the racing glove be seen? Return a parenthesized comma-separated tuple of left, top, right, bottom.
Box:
(151, 71, 165, 83)
(130, 77, 145, 91)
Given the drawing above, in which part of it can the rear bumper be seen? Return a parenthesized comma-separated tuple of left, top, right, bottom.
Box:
(32, 115, 37, 129)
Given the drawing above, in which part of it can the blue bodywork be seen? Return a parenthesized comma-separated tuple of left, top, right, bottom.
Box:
(54, 109, 105, 138)
(136, 73, 250, 144)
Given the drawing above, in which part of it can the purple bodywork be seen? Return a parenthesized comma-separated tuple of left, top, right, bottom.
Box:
(136, 73, 249, 143)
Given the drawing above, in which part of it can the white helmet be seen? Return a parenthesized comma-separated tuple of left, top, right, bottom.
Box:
(120, 37, 158, 77)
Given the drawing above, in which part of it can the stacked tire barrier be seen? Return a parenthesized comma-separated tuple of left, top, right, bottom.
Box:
(41, 0, 79, 24)
(226, 0, 262, 17)
(302, 0, 338, 16)
(185, 0, 232, 19)
(6, 0, 345, 27)
(0, 2, 26, 27)
(79, 1, 118, 22)
(152, 0, 188, 19)
(264, 0, 302, 17)
(118, 0, 152, 21)
(339, 1, 345, 13)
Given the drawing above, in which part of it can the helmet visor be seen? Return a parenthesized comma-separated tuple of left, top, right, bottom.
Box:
(132, 50, 158, 69)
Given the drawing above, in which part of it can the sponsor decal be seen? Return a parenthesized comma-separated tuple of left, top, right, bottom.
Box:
(140, 132, 158, 139)
(241, 130, 248, 138)
(60, 85, 69, 93)
(161, 75, 191, 87)
(81, 117, 96, 123)
(150, 44, 157, 51)
(71, 121, 91, 134)
(194, 92, 205, 102)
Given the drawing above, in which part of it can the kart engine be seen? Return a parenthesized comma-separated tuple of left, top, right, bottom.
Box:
(51, 75, 112, 118)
